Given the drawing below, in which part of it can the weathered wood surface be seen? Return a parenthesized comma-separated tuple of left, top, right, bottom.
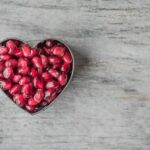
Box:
(0, 0, 150, 150)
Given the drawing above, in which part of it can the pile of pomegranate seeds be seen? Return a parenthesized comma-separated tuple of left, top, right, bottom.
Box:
(0, 39, 73, 113)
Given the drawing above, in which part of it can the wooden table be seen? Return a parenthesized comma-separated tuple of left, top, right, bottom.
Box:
(0, 0, 150, 150)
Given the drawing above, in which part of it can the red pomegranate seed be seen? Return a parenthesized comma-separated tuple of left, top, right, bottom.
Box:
(34, 89, 44, 103)
(0, 62, 4, 72)
(49, 56, 62, 65)
(14, 48, 22, 57)
(19, 76, 30, 85)
(6, 40, 16, 51)
(40, 55, 48, 68)
(30, 48, 39, 58)
(9, 85, 21, 95)
(25, 105, 35, 112)
(44, 89, 57, 103)
(44, 89, 55, 99)
(0, 46, 8, 54)
(21, 44, 31, 57)
(61, 63, 70, 73)
(18, 66, 30, 75)
(41, 72, 52, 81)
(45, 80, 59, 89)
(3, 67, 13, 79)
(22, 84, 32, 98)
(45, 40, 55, 48)
(63, 52, 72, 64)
(33, 76, 44, 89)
(3, 81, 12, 90)
(13, 94, 26, 107)
(58, 73, 68, 86)
(30, 68, 37, 77)
(48, 69, 59, 78)
(0, 73, 4, 78)
(44, 48, 52, 55)
(32, 56, 43, 68)
(53, 46, 65, 57)
(0, 54, 11, 61)
(28, 98, 38, 106)
(18, 58, 29, 67)
(13, 74, 22, 83)
(0, 79, 12, 90)
(5, 59, 17, 68)
(52, 63, 61, 69)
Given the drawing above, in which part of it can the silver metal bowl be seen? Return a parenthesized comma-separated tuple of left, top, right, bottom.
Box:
(0, 38, 75, 115)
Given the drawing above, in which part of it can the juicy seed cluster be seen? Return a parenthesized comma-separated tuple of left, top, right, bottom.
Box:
(0, 39, 73, 113)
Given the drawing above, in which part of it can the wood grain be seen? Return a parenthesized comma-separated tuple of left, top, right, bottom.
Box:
(0, 0, 150, 150)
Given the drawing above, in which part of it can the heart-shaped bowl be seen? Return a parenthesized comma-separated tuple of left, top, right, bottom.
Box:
(0, 38, 75, 115)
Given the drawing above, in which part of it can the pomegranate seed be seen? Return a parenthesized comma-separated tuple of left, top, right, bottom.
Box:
(6, 40, 16, 51)
(0, 62, 4, 72)
(0, 79, 12, 90)
(63, 52, 72, 63)
(0, 54, 11, 61)
(3, 81, 12, 90)
(9, 85, 21, 95)
(58, 73, 68, 86)
(48, 69, 59, 78)
(45, 80, 59, 89)
(22, 84, 32, 98)
(13, 94, 26, 107)
(5, 59, 17, 68)
(21, 44, 31, 57)
(44, 89, 55, 99)
(0, 73, 4, 78)
(34, 89, 44, 103)
(49, 56, 62, 65)
(28, 98, 38, 106)
(33, 76, 44, 89)
(3, 67, 13, 79)
(41, 72, 52, 81)
(61, 63, 70, 73)
(0, 46, 8, 54)
(13, 74, 22, 83)
(44, 89, 57, 103)
(18, 66, 30, 75)
(44, 48, 52, 55)
(25, 105, 35, 112)
(30, 68, 37, 77)
(19, 76, 30, 85)
(18, 58, 29, 67)
(32, 56, 43, 68)
(14, 48, 23, 57)
(40, 55, 48, 68)
(30, 48, 39, 58)
(45, 40, 55, 48)
(53, 46, 65, 57)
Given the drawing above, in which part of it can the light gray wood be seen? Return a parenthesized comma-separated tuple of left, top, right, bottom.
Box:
(0, 0, 150, 150)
